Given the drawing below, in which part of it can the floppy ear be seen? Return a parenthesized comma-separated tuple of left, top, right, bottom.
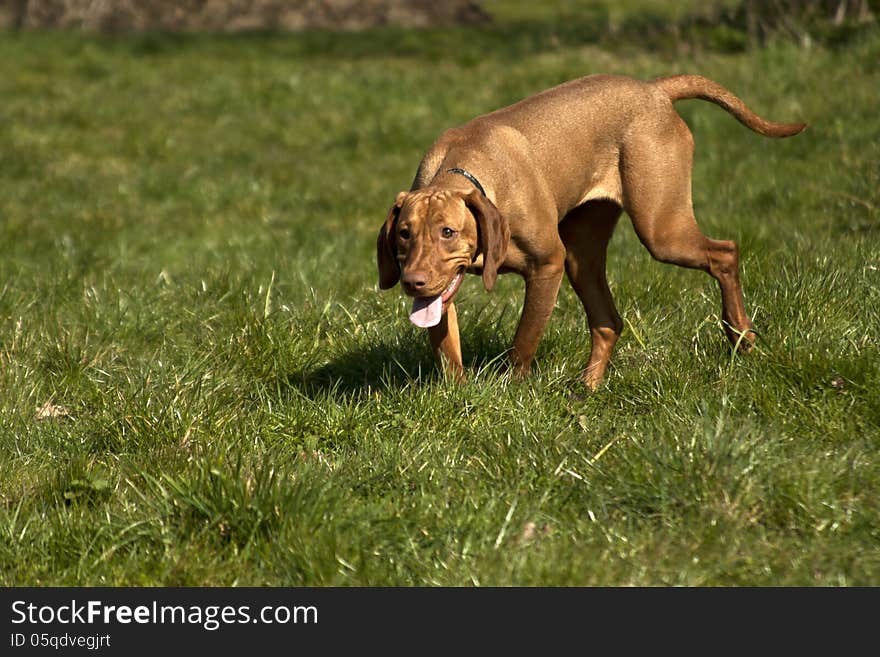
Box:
(376, 191, 408, 290)
(465, 190, 509, 292)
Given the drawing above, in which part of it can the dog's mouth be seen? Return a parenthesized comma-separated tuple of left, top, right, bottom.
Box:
(408, 269, 464, 328)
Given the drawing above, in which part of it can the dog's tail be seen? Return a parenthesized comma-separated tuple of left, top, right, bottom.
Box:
(652, 74, 807, 138)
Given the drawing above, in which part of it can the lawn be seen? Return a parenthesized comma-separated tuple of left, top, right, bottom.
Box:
(0, 5, 878, 585)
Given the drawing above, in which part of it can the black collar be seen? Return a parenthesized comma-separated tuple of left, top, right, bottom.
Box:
(446, 168, 486, 197)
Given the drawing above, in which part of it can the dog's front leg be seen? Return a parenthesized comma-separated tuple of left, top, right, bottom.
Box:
(510, 262, 565, 376)
(428, 300, 465, 382)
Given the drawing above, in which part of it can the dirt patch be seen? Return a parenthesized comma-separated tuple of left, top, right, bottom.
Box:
(1, 0, 492, 32)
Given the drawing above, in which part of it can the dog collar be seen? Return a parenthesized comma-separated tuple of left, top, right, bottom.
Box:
(446, 168, 486, 197)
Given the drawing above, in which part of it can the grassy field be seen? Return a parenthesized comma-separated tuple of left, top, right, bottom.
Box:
(1, 6, 878, 586)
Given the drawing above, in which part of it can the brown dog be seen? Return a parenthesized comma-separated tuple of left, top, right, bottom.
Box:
(377, 74, 805, 388)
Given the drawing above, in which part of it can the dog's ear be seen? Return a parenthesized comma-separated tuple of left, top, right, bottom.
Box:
(465, 190, 509, 292)
(377, 191, 408, 290)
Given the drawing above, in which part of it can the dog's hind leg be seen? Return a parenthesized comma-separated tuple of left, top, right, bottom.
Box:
(559, 200, 624, 390)
(622, 116, 754, 349)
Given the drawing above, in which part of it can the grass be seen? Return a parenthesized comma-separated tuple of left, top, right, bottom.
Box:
(1, 7, 878, 585)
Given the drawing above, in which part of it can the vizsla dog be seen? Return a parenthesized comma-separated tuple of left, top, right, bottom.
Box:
(376, 74, 805, 389)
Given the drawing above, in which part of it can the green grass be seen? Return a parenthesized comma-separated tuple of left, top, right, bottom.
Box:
(1, 11, 879, 585)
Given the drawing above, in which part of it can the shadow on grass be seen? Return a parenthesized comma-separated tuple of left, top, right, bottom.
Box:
(287, 325, 511, 398)
(288, 342, 432, 397)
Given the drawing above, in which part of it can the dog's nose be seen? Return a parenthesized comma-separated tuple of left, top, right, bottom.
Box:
(401, 270, 429, 291)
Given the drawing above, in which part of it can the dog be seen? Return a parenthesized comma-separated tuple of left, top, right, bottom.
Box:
(376, 74, 805, 388)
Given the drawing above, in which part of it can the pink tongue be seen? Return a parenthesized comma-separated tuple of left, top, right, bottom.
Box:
(409, 295, 442, 328)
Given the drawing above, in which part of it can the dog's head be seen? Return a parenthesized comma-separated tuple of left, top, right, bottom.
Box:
(376, 188, 509, 326)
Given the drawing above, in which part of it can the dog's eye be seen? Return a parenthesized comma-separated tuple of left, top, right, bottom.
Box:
(441, 227, 455, 239)
(399, 228, 410, 240)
